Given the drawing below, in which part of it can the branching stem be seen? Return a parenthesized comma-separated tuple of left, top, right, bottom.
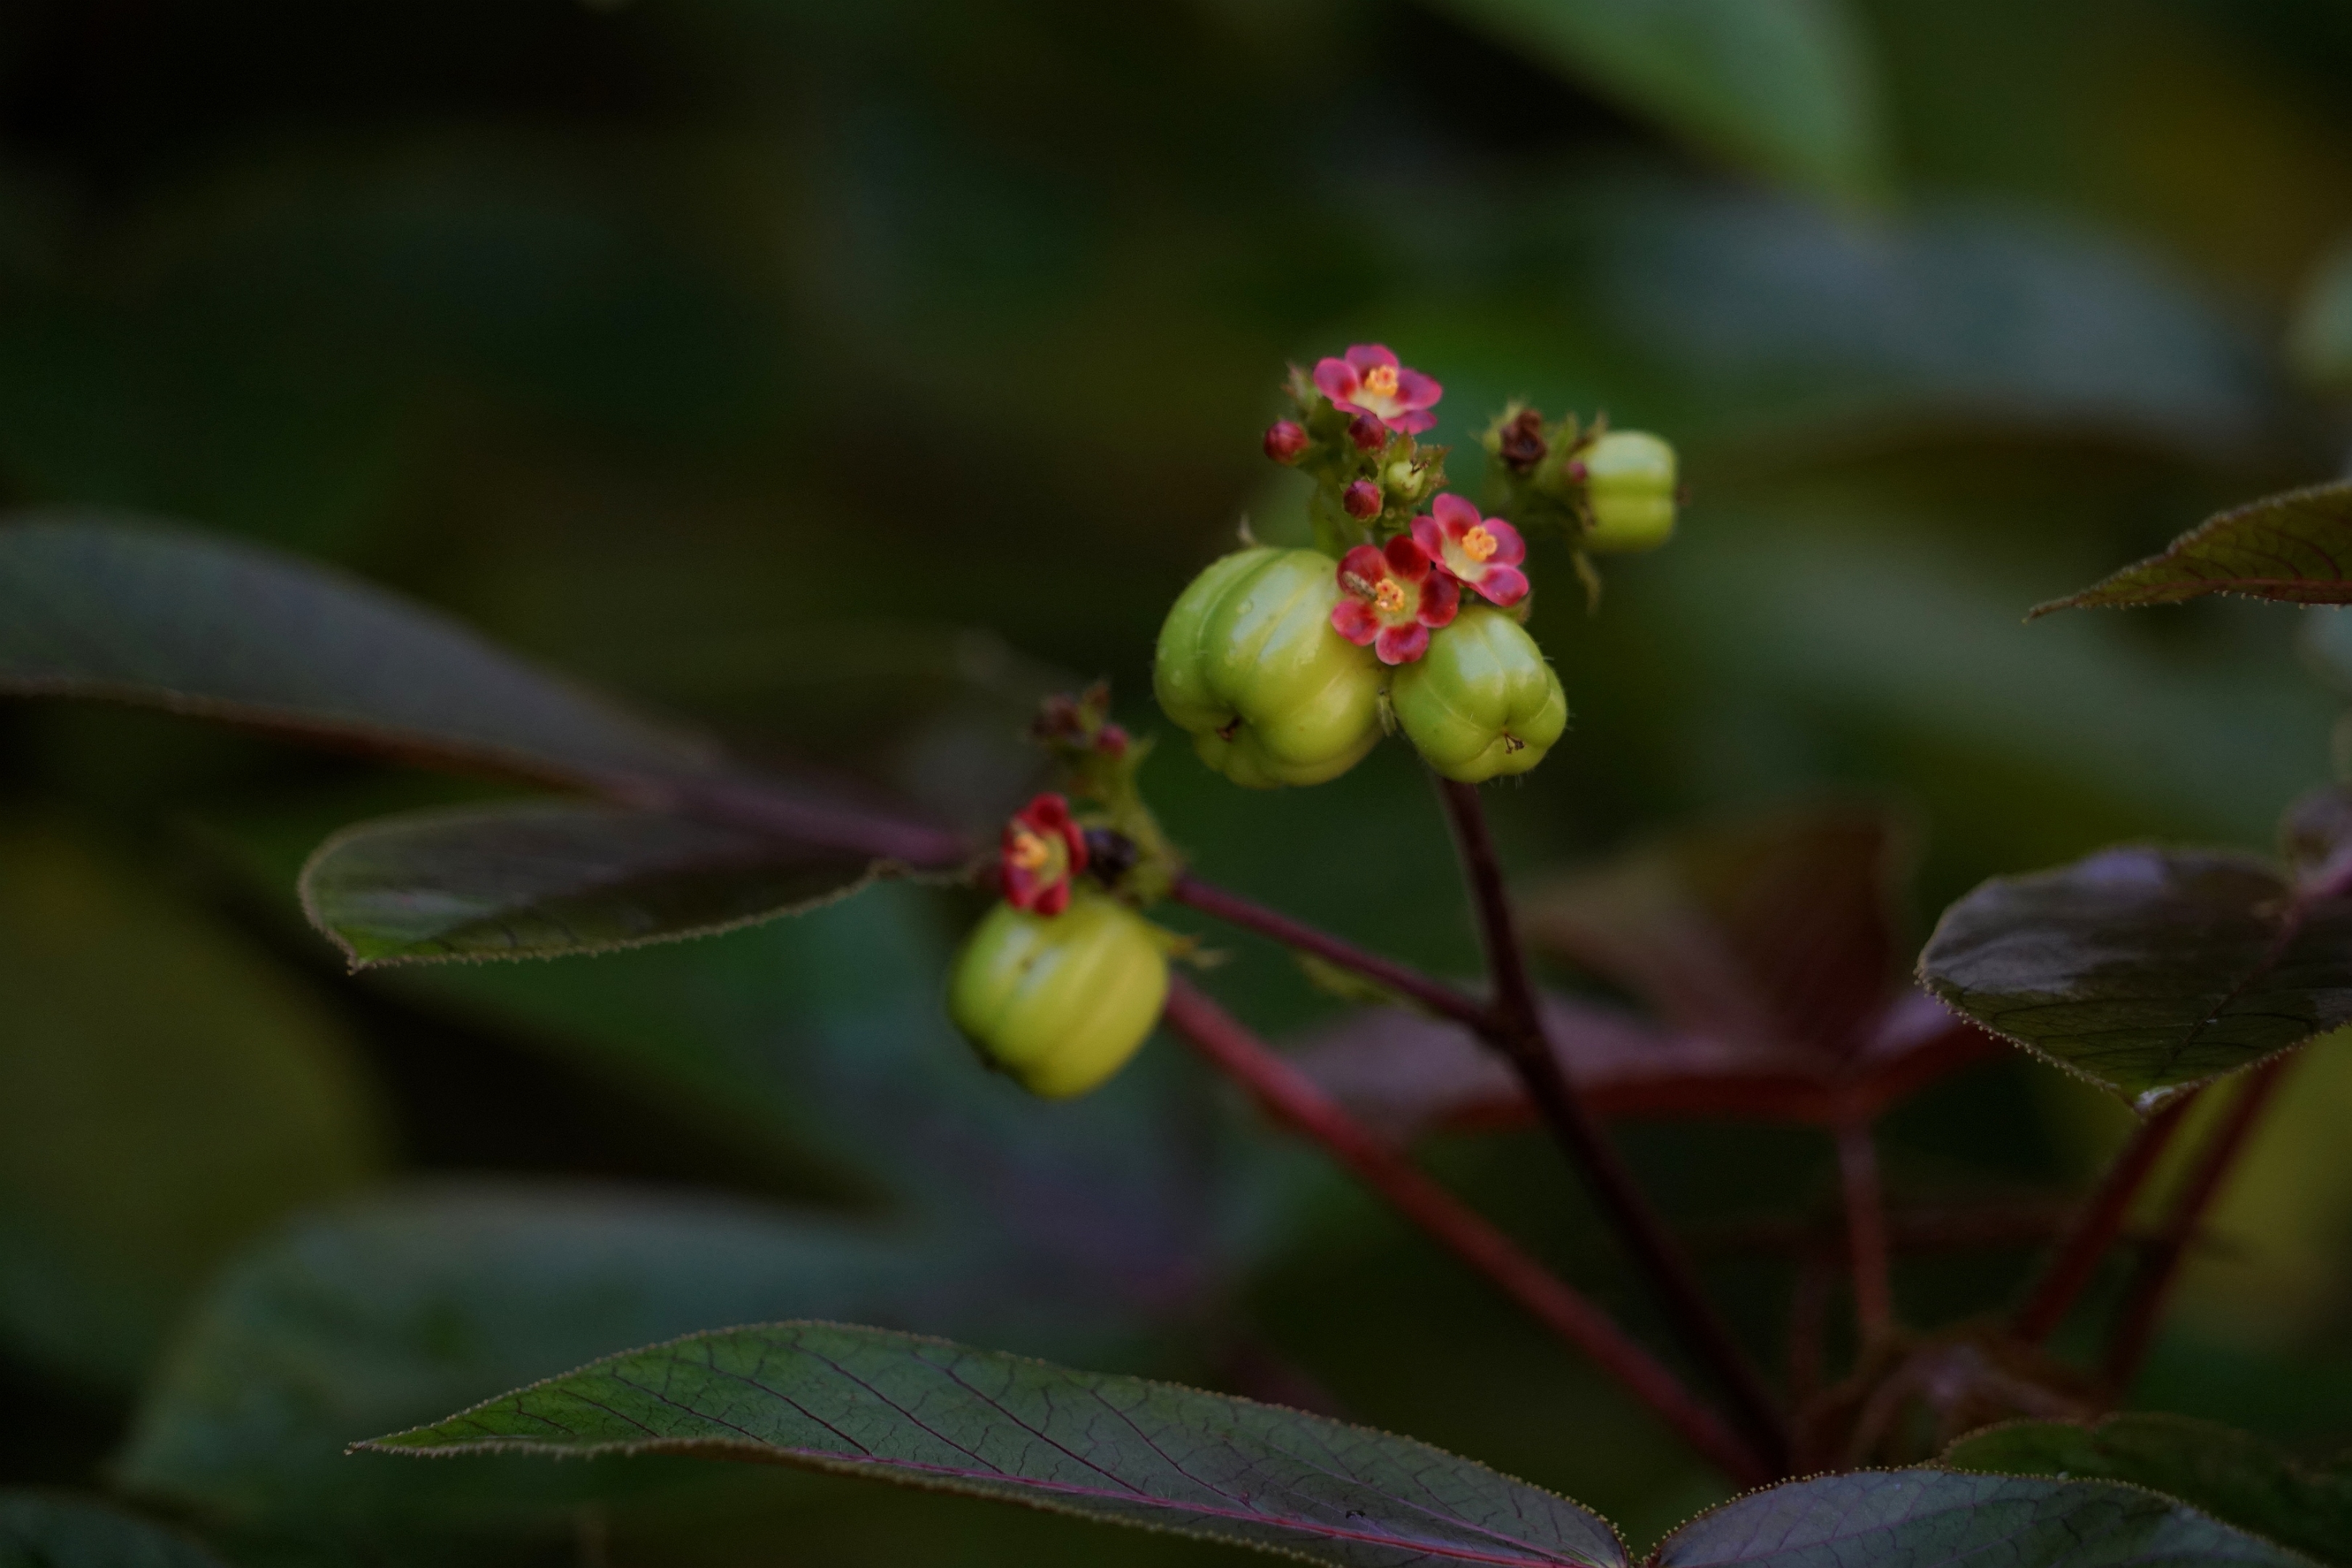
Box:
(1168, 875, 1490, 1029)
(1160, 977, 1771, 1485)
(2102, 1055, 2297, 1389)
(1434, 779, 1792, 1476)
(2011, 1089, 2200, 1344)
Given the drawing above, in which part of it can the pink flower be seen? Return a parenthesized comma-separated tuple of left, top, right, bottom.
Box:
(1412, 494, 1528, 608)
(1313, 344, 1442, 437)
(1001, 793, 1088, 916)
(1331, 536, 1458, 665)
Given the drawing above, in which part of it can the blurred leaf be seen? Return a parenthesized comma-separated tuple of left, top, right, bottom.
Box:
(0, 516, 714, 785)
(2289, 237, 2352, 393)
(1943, 1414, 2352, 1567)
(361, 1320, 1631, 1568)
(1520, 805, 1906, 1057)
(0, 1491, 229, 1567)
(1654, 1469, 2309, 1567)
(1919, 846, 2352, 1106)
(0, 826, 383, 1387)
(1291, 989, 1996, 1139)
(298, 801, 883, 968)
(2032, 483, 2352, 614)
(1428, 0, 1887, 203)
(115, 1184, 1065, 1527)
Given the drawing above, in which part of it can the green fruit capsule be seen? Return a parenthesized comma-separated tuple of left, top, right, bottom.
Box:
(1390, 607, 1568, 783)
(1580, 430, 1678, 553)
(1153, 547, 1384, 788)
(947, 892, 1170, 1099)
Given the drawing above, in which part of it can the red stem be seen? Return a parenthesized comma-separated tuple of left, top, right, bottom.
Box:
(2011, 1089, 2201, 1344)
(1434, 779, 1792, 1475)
(1168, 874, 1491, 1030)
(1834, 1121, 1893, 1342)
(1160, 977, 1771, 1485)
(2103, 1056, 2297, 1389)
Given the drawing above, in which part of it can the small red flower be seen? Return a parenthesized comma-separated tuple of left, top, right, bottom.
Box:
(1412, 494, 1528, 608)
(1000, 793, 1088, 916)
(1342, 478, 1382, 519)
(1313, 344, 1442, 438)
(1331, 535, 1458, 665)
(1263, 420, 1307, 463)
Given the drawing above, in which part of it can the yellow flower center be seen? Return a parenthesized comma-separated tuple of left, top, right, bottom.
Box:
(1461, 525, 1498, 563)
(1361, 364, 1400, 399)
(1008, 827, 1053, 871)
(1373, 579, 1408, 614)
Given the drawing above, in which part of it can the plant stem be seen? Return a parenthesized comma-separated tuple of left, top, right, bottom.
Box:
(1434, 778, 1792, 1476)
(2102, 1056, 2297, 1389)
(2010, 1089, 2200, 1344)
(1834, 1121, 1893, 1342)
(1160, 976, 1770, 1485)
(1168, 875, 1490, 1029)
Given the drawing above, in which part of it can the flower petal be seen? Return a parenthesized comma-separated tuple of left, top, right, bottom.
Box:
(1345, 343, 1400, 375)
(1394, 367, 1442, 407)
(1375, 623, 1429, 664)
(1385, 410, 1437, 435)
(1337, 544, 1388, 591)
(1472, 564, 1529, 607)
(1410, 515, 1450, 564)
(1035, 880, 1071, 918)
(1431, 494, 1478, 534)
(1419, 575, 1461, 626)
(1482, 517, 1527, 565)
(1382, 534, 1432, 581)
(1312, 359, 1360, 404)
(1331, 599, 1381, 645)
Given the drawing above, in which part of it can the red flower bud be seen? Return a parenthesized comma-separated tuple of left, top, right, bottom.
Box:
(1342, 479, 1382, 519)
(1347, 414, 1388, 451)
(1097, 722, 1130, 756)
(1262, 420, 1308, 463)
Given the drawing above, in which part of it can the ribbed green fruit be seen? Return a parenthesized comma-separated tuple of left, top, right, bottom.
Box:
(947, 893, 1170, 1099)
(1390, 608, 1568, 783)
(1153, 547, 1384, 788)
(1581, 430, 1677, 553)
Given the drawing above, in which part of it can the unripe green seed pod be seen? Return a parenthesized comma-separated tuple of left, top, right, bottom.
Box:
(947, 893, 1170, 1099)
(1153, 547, 1384, 788)
(1390, 607, 1568, 783)
(1580, 430, 1677, 553)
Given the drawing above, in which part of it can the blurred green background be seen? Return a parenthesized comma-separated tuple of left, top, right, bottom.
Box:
(5, 0, 2352, 1561)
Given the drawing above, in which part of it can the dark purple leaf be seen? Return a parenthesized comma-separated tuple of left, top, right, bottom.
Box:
(2030, 481, 2352, 613)
(1919, 844, 2352, 1105)
(1521, 807, 1906, 1059)
(1290, 988, 1996, 1138)
(1655, 1469, 2309, 1567)
(360, 1321, 1630, 1568)
(300, 801, 884, 968)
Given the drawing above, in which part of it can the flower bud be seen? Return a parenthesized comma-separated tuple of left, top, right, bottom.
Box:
(1263, 420, 1308, 464)
(1342, 479, 1382, 519)
(1580, 431, 1677, 553)
(1347, 414, 1387, 451)
(948, 893, 1169, 1098)
(1153, 547, 1384, 788)
(1389, 606, 1567, 783)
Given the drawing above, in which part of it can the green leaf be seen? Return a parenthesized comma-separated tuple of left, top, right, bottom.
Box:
(0, 825, 383, 1387)
(360, 1320, 1630, 1568)
(1944, 1414, 2352, 1567)
(298, 800, 885, 968)
(2030, 483, 2352, 614)
(0, 515, 716, 785)
(1654, 1469, 2311, 1566)
(1429, 0, 1887, 203)
(0, 1492, 230, 1568)
(1918, 845, 2352, 1105)
(115, 1186, 986, 1527)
